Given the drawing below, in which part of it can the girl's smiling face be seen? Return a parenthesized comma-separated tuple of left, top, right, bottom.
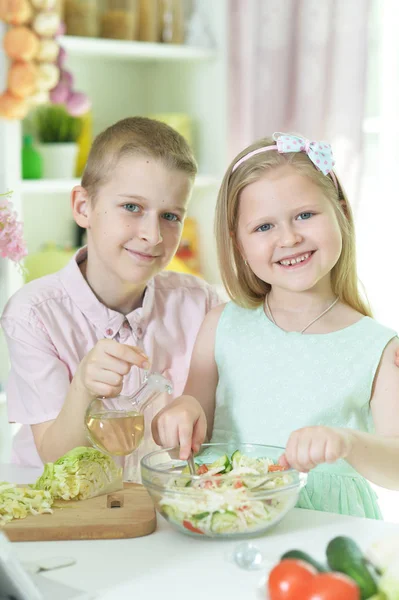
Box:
(236, 166, 343, 295)
(76, 155, 192, 287)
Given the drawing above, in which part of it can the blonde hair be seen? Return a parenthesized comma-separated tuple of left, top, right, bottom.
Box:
(216, 135, 372, 316)
(81, 116, 197, 199)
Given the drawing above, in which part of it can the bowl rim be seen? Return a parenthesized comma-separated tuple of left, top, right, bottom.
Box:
(140, 442, 306, 496)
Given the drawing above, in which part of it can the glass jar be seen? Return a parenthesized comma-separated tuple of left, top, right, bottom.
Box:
(160, 0, 184, 44)
(64, 0, 99, 37)
(138, 0, 159, 42)
(85, 372, 173, 457)
(101, 0, 138, 40)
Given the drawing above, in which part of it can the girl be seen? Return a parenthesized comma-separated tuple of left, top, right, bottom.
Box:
(152, 132, 399, 518)
(1, 117, 222, 472)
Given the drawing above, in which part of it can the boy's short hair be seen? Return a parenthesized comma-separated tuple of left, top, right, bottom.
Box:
(81, 116, 197, 198)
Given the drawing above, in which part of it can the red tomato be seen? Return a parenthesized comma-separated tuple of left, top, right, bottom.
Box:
(307, 573, 360, 600)
(268, 559, 316, 600)
(182, 520, 204, 535)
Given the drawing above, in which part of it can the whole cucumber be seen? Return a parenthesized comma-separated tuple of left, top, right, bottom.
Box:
(281, 549, 328, 573)
(326, 536, 378, 600)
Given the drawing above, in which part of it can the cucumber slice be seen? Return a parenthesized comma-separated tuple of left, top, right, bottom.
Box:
(192, 511, 210, 520)
(211, 511, 239, 534)
(231, 450, 242, 469)
(209, 454, 231, 473)
(162, 505, 184, 523)
(174, 471, 192, 488)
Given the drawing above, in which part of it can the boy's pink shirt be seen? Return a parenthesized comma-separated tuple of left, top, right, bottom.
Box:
(1, 247, 223, 470)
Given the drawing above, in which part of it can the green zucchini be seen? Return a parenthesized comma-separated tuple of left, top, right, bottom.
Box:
(326, 536, 378, 600)
(281, 549, 328, 573)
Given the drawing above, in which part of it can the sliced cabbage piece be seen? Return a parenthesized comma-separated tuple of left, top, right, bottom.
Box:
(0, 481, 53, 527)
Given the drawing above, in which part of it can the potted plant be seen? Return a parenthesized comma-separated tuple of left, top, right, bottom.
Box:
(35, 105, 83, 179)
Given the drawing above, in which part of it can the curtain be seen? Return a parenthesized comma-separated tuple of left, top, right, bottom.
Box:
(228, 0, 370, 205)
(356, 0, 399, 328)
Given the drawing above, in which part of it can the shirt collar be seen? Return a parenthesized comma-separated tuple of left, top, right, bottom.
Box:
(58, 247, 155, 338)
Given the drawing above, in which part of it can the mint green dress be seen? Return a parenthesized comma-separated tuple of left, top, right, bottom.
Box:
(212, 302, 397, 519)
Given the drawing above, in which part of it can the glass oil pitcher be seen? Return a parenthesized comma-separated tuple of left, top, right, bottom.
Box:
(85, 373, 173, 457)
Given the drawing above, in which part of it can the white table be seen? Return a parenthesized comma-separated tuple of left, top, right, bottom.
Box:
(2, 464, 399, 600)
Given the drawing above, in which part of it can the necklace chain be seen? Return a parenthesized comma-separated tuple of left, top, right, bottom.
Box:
(265, 294, 339, 334)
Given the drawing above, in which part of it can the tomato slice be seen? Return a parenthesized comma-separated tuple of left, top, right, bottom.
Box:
(268, 559, 316, 600)
(269, 465, 288, 472)
(307, 573, 360, 600)
(197, 464, 208, 475)
(182, 520, 204, 535)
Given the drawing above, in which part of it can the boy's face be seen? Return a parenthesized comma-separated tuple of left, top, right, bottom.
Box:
(83, 155, 192, 286)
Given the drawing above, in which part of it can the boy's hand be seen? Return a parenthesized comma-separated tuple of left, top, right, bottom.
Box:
(75, 339, 150, 399)
(152, 395, 207, 460)
(279, 426, 354, 472)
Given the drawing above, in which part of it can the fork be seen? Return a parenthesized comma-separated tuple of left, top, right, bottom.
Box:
(187, 451, 196, 475)
(248, 476, 273, 491)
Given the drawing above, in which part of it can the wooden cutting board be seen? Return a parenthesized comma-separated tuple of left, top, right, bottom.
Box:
(3, 483, 156, 542)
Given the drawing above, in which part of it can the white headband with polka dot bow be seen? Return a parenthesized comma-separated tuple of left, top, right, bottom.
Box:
(231, 132, 338, 190)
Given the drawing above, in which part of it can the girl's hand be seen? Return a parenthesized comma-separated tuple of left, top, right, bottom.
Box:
(152, 395, 207, 460)
(75, 339, 150, 399)
(279, 426, 354, 472)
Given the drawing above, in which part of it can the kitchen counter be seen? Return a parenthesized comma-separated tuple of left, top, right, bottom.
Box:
(2, 463, 398, 600)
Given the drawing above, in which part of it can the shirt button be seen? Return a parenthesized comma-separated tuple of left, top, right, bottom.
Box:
(105, 328, 113, 336)
(123, 320, 130, 329)
(136, 326, 143, 338)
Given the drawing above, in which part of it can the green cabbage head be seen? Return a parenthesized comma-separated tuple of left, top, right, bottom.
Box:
(33, 447, 123, 500)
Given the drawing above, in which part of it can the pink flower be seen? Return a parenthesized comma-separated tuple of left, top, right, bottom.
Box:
(0, 192, 27, 263)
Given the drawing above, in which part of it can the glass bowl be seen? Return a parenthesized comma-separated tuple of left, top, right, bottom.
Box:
(141, 442, 307, 539)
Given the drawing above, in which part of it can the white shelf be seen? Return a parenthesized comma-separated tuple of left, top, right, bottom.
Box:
(1, 1, 227, 287)
(58, 35, 215, 62)
(21, 174, 219, 195)
(21, 179, 80, 194)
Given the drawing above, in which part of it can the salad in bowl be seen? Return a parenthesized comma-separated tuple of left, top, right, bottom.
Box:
(141, 443, 307, 539)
